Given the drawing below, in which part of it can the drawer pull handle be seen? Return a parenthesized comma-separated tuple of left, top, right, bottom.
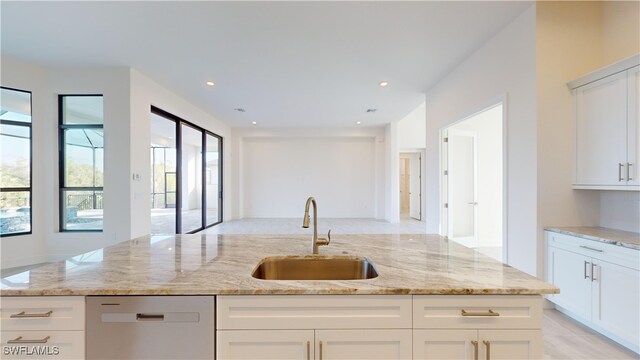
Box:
(10, 310, 53, 318)
(483, 340, 491, 360)
(471, 340, 479, 360)
(136, 313, 164, 321)
(461, 309, 500, 317)
(579, 245, 603, 253)
(619, 163, 624, 182)
(7, 336, 50, 344)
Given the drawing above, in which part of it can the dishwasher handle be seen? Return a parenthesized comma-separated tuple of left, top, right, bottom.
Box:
(136, 313, 165, 321)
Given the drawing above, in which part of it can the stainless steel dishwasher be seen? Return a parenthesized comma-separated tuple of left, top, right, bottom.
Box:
(86, 296, 215, 359)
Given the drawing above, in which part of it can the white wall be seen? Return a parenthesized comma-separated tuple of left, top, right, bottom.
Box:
(599, 191, 640, 233)
(535, 1, 605, 278)
(447, 104, 503, 248)
(425, 6, 538, 275)
(397, 102, 426, 149)
(598, 1, 640, 233)
(129, 69, 231, 238)
(602, 0, 640, 65)
(1, 58, 50, 268)
(232, 127, 385, 219)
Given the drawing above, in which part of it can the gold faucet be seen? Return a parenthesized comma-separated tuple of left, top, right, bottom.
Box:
(302, 197, 331, 255)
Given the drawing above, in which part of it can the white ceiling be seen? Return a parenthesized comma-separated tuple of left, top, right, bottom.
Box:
(1, 1, 531, 128)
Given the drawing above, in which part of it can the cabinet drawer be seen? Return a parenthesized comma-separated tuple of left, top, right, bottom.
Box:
(1, 297, 85, 331)
(413, 295, 542, 329)
(546, 231, 639, 270)
(217, 295, 412, 330)
(1, 330, 84, 359)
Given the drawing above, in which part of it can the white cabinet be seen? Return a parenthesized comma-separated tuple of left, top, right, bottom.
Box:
(546, 246, 591, 319)
(216, 295, 413, 360)
(412, 296, 543, 360)
(571, 55, 640, 190)
(414, 330, 541, 360)
(546, 230, 640, 353)
(0, 296, 85, 360)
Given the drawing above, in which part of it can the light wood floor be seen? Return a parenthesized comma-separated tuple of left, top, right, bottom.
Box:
(544, 309, 638, 359)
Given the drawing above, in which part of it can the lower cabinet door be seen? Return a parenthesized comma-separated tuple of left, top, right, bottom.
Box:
(217, 330, 314, 360)
(478, 330, 542, 360)
(315, 329, 412, 360)
(547, 246, 592, 320)
(591, 259, 640, 352)
(413, 329, 477, 359)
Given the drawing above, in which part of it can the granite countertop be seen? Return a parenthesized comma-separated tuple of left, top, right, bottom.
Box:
(545, 226, 640, 250)
(0, 234, 558, 296)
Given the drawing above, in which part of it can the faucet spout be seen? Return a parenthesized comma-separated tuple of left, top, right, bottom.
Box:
(302, 197, 329, 255)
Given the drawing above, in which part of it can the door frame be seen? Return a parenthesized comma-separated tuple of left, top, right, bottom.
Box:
(439, 96, 508, 262)
(398, 149, 425, 222)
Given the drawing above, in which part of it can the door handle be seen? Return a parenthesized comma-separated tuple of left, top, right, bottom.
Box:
(8, 336, 50, 344)
(319, 340, 323, 360)
(483, 341, 491, 360)
(628, 163, 633, 181)
(471, 340, 479, 360)
(10, 310, 53, 318)
(136, 313, 164, 321)
(619, 163, 624, 182)
(461, 309, 500, 317)
(591, 263, 597, 282)
(306, 341, 310, 360)
(584, 261, 590, 279)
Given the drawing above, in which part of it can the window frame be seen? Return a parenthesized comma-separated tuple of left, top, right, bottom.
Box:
(58, 94, 104, 232)
(0, 86, 33, 237)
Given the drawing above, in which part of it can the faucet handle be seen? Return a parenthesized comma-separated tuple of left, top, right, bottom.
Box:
(317, 229, 331, 247)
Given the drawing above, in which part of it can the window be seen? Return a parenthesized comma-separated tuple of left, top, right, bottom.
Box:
(0, 87, 32, 236)
(59, 95, 104, 231)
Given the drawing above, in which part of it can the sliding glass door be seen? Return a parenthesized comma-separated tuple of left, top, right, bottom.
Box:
(150, 107, 222, 234)
(205, 133, 222, 226)
(150, 112, 177, 234)
(180, 123, 204, 233)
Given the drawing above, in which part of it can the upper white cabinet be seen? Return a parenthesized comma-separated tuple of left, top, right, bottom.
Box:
(570, 55, 640, 190)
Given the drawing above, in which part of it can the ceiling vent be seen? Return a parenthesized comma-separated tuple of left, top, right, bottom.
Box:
(234, 108, 246, 112)
(366, 109, 377, 113)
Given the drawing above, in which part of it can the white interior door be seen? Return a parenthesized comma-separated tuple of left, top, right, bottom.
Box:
(447, 130, 477, 247)
(409, 153, 421, 220)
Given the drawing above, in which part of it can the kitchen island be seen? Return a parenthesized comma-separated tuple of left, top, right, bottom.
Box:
(1, 234, 558, 359)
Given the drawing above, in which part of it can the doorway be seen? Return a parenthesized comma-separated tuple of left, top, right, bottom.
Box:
(441, 103, 504, 261)
(399, 152, 422, 221)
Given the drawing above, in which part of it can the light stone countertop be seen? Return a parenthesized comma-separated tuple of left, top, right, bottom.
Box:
(0, 234, 558, 296)
(545, 227, 640, 251)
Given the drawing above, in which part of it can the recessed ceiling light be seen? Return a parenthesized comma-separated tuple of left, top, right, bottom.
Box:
(234, 108, 246, 112)
(379, 81, 389, 87)
(356, 121, 362, 125)
(252, 121, 257, 125)
(206, 81, 215, 86)
(366, 108, 377, 113)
